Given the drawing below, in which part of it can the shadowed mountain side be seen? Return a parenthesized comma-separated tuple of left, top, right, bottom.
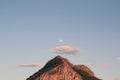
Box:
(26, 56, 101, 80)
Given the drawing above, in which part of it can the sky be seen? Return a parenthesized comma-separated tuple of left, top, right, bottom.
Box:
(0, 0, 120, 80)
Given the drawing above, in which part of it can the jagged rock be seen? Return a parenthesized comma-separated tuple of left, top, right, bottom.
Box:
(26, 56, 101, 80)
(74, 65, 94, 77)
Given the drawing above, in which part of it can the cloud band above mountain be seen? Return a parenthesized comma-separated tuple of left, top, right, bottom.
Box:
(50, 45, 79, 54)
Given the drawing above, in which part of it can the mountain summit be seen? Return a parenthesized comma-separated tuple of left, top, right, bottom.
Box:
(26, 56, 101, 80)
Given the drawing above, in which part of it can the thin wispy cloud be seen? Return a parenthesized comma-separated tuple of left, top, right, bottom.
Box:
(113, 77, 120, 80)
(17, 63, 44, 67)
(85, 62, 108, 68)
(116, 57, 120, 63)
(50, 45, 79, 54)
(100, 63, 108, 68)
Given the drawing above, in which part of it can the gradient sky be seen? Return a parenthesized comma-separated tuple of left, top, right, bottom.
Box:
(0, 0, 120, 80)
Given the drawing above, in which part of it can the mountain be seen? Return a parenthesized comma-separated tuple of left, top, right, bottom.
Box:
(26, 56, 101, 80)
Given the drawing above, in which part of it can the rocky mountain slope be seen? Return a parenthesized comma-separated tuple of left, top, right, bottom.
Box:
(26, 56, 101, 80)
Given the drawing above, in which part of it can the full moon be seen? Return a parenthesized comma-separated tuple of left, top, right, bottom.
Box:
(59, 40, 63, 43)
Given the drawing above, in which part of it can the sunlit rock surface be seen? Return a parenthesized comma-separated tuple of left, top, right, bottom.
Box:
(26, 56, 101, 80)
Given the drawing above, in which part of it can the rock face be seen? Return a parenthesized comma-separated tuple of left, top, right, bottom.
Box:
(26, 56, 101, 80)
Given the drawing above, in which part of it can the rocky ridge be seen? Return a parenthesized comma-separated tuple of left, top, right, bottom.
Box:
(26, 56, 101, 80)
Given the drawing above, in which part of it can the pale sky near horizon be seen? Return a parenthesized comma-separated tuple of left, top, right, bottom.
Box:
(0, 0, 120, 80)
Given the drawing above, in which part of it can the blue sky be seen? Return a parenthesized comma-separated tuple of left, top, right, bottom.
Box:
(0, 0, 120, 80)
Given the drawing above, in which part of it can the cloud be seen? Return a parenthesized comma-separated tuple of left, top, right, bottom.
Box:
(100, 63, 108, 68)
(50, 45, 79, 54)
(116, 57, 120, 63)
(117, 57, 120, 60)
(17, 63, 44, 67)
(113, 77, 120, 80)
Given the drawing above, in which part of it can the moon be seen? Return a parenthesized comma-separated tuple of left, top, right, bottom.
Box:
(59, 40, 63, 43)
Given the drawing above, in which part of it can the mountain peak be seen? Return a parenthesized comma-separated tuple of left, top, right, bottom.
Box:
(55, 55, 63, 59)
(27, 56, 101, 80)
(40, 55, 73, 71)
(53, 55, 65, 63)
